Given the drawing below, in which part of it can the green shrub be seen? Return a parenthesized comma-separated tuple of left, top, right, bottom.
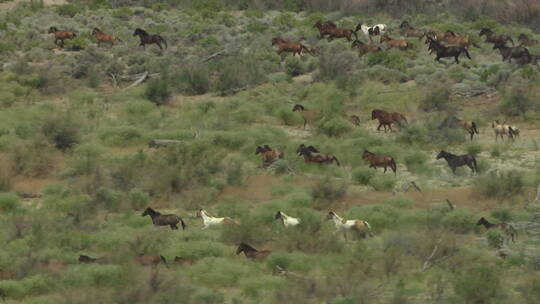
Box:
(0, 192, 19, 212)
(384, 196, 413, 208)
(404, 151, 428, 174)
(353, 167, 375, 185)
(311, 177, 348, 204)
(56, 4, 82, 17)
(397, 125, 430, 146)
(365, 51, 406, 71)
(369, 175, 396, 192)
(491, 208, 512, 222)
(474, 171, 524, 199)
(317, 117, 352, 137)
(466, 143, 483, 156)
(420, 86, 452, 112)
(145, 71, 172, 106)
(441, 209, 476, 233)
(453, 265, 503, 303)
(98, 126, 144, 146)
(317, 46, 355, 81)
(41, 114, 80, 151)
(486, 230, 504, 248)
(500, 79, 536, 116)
(177, 65, 211, 95)
(111, 7, 133, 19)
(128, 189, 151, 210)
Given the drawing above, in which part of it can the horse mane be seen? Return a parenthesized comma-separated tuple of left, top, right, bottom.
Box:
(238, 243, 257, 252)
(293, 104, 305, 111)
(145, 207, 160, 215)
(275, 211, 282, 220)
(135, 28, 148, 35)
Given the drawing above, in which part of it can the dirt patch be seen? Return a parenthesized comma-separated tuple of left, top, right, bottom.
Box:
(218, 174, 284, 203)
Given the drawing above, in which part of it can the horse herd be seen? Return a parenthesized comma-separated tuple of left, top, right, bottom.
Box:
(77, 208, 517, 265)
(272, 20, 540, 67)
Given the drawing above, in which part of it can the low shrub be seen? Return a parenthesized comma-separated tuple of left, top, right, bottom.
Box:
(466, 143, 483, 156)
(453, 265, 503, 303)
(352, 167, 375, 185)
(441, 209, 476, 233)
(41, 114, 80, 151)
(145, 71, 173, 106)
(0, 192, 19, 212)
(176, 65, 211, 95)
(369, 175, 396, 192)
(311, 177, 348, 204)
(474, 171, 524, 200)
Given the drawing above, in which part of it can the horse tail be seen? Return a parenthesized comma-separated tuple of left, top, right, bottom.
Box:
(159, 35, 168, 48)
(508, 36, 514, 46)
(390, 158, 397, 175)
(178, 217, 186, 230)
(471, 156, 478, 173)
(160, 255, 168, 268)
(463, 48, 472, 59)
(472, 121, 479, 134)
(333, 156, 341, 166)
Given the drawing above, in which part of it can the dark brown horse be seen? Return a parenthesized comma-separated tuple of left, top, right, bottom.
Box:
(92, 28, 122, 46)
(362, 150, 397, 175)
(313, 20, 337, 39)
(436, 150, 477, 175)
(48, 26, 76, 47)
(174, 256, 197, 265)
(255, 145, 284, 167)
(134, 254, 168, 267)
(236, 243, 271, 260)
(371, 109, 408, 132)
(493, 42, 530, 63)
(78, 254, 97, 263)
(133, 28, 167, 50)
(427, 37, 471, 64)
(142, 207, 186, 230)
(313, 21, 353, 41)
(351, 39, 381, 56)
(296, 144, 340, 166)
(518, 33, 538, 46)
(479, 28, 514, 46)
(271, 37, 313, 57)
(477, 217, 517, 243)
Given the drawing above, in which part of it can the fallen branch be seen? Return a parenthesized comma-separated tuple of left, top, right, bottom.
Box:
(446, 199, 455, 211)
(124, 71, 149, 90)
(422, 239, 455, 271)
(108, 72, 117, 88)
(201, 49, 229, 62)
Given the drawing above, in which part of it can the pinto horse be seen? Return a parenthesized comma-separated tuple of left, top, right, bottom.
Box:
(371, 109, 407, 132)
(313, 21, 353, 41)
(327, 211, 372, 240)
(457, 119, 479, 141)
(362, 150, 397, 175)
(92, 28, 122, 46)
(48, 26, 76, 47)
(142, 207, 186, 230)
(133, 28, 167, 50)
(275, 211, 300, 227)
(436, 150, 477, 175)
(479, 28, 514, 46)
(380, 34, 411, 50)
(296, 144, 340, 166)
(426, 37, 471, 64)
(351, 39, 381, 56)
(271, 37, 313, 57)
(236, 243, 271, 260)
(355, 23, 387, 42)
(196, 209, 236, 229)
(477, 217, 517, 243)
(255, 145, 284, 167)
(492, 120, 516, 142)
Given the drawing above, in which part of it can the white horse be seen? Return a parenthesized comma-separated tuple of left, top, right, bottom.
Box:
(327, 211, 372, 240)
(196, 209, 236, 229)
(355, 22, 387, 41)
(492, 120, 517, 142)
(275, 211, 300, 227)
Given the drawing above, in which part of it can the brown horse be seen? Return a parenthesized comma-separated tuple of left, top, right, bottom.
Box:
(292, 104, 320, 129)
(271, 37, 313, 57)
(236, 243, 271, 260)
(371, 109, 408, 132)
(399, 21, 425, 40)
(174, 256, 197, 265)
(48, 26, 76, 47)
(255, 145, 284, 166)
(479, 28, 514, 46)
(296, 144, 340, 166)
(313, 20, 337, 39)
(313, 21, 353, 41)
(425, 29, 446, 41)
(92, 28, 122, 46)
(518, 33, 538, 46)
(351, 39, 381, 56)
(78, 254, 97, 263)
(457, 119, 479, 141)
(133, 28, 167, 50)
(362, 150, 397, 175)
(477, 217, 517, 243)
(380, 34, 411, 50)
(493, 42, 530, 63)
(134, 254, 168, 267)
(442, 30, 479, 48)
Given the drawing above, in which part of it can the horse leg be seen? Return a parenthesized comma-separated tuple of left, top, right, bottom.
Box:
(377, 123, 382, 131)
(451, 166, 456, 175)
(455, 55, 460, 64)
(170, 223, 178, 230)
(383, 166, 387, 174)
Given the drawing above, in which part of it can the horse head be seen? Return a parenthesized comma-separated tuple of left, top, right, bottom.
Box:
(326, 211, 336, 220)
(92, 28, 101, 35)
(292, 104, 305, 112)
(476, 217, 488, 225)
(275, 211, 283, 220)
(196, 209, 204, 218)
(436, 151, 446, 160)
(296, 144, 306, 155)
(236, 243, 255, 255)
(141, 207, 154, 217)
(313, 21, 322, 29)
(255, 146, 266, 155)
(479, 28, 491, 37)
(133, 28, 147, 37)
(399, 21, 409, 29)
(48, 26, 58, 33)
(271, 37, 282, 45)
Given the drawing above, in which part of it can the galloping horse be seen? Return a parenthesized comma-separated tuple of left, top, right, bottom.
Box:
(380, 34, 411, 50)
(518, 33, 538, 46)
(327, 211, 372, 240)
(436, 150, 478, 174)
(371, 109, 408, 132)
(296, 144, 340, 166)
(92, 28, 122, 46)
(236, 243, 271, 260)
(457, 119, 479, 141)
(142, 207, 186, 230)
(493, 42, 530, 63)
(492, 121, 516, 142)
(255, 145, 284, 166)
(196, 209, 236, 229)
(271, 37, 313, 57)
(426, 37, 471, 64)
(133, 28, 167, 50)
(313, 21, 353, 41)
(362, 150, 397, 175)
(479, 28, 514, 46)
(442, 30, 479, 48)
(425, 29, 446, 41)
(275, 211, 300, 227)
(477, 217, 517, 243)
(399, 21, 425, 40)
(351, 39, 381, 56)
(48, 26, 76, 47)
(355, 22, 387, 42)
(292, 104, 320, 129)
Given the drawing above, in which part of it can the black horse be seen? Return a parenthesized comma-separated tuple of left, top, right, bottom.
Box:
(436, 150, 478, 174)
(493, 42, 530, 63)
(142, 207, 186, 230)
(427, 37, 471, 64)
(133, 28, 168, 50)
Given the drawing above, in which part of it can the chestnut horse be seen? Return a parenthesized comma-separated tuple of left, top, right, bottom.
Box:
(351, 39, 381, 56)
(255, 145, 284, 167)
(362, 150, 397, 175)
(236, 243, 271, 260)
(371, 109, 408, 132)
(271, 37, 313, 57)
(380, 34, 411, 50)
(48, 26, 76, 47)
(92, 28, 122, 46)
(399, 21, 426, 40)
(313, 21, 353, 41)
(313, 21, 337, 39)
(133, 28, 167, 50)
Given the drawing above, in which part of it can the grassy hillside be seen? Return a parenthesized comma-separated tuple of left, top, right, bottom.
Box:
(1, 1, 540, 303)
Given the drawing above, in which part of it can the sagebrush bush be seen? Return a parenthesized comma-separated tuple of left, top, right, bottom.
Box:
(145, 71, 173, 106)
(453, 265, 503, 303)
(500, 79, 536, 116)
(41, 113, 80, 151)
(369, 175, 396, 192)
(176, 64, 211, 95)
(474, 171, 524, 199)
(441, 209, 476, 233)
(311, 177, 348, 204)
(0, 192, 19, 212)
(353, 167, 375, 185)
